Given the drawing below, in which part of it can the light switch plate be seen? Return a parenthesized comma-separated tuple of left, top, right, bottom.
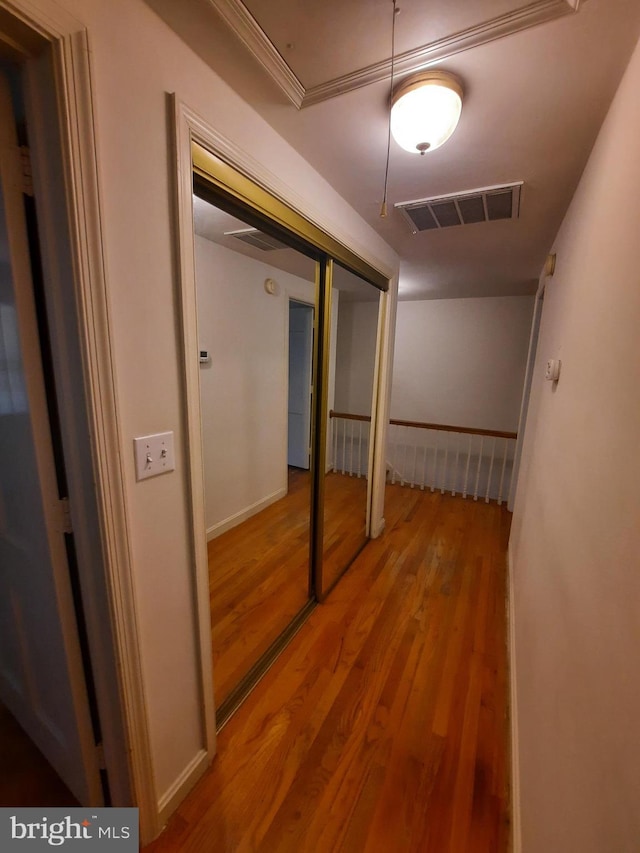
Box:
(133, 431, 175, 481)
(545, 359, 561, 382)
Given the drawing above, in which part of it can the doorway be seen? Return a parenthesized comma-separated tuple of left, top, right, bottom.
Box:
(0, 8, 136, 810)
(0, 65, 103, 805)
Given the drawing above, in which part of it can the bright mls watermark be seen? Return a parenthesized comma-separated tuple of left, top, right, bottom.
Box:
(1, 808, 138, 850)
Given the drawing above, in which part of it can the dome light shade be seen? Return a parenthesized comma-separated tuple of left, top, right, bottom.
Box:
(390, 71, 463, 155)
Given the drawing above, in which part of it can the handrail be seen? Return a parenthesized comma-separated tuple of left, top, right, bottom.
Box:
(329, 410, 517, 440)
(390, 418, 517, 440)
(330, 410, 372, 423)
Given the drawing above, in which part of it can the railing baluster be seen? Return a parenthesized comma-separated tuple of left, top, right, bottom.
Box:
(410, 440, 417, 488)
(485, 436, 497, 503)
(441, 432, 449, 494)
(341, 418, 346, 474)
(420, 441, 427, 490)
(463, 435, 472, 499)
(473, 435, 484, 501)
(498, 436, 508, 505)
(357, 421, 363, 477)
(506, 438, 514, 502)
(391, 424, 398, 484)
(452, 432, 460, 496)
(348, 419, 354, 476)
(332, 418, 338, 473)
(431, 431, 438, 493)
(401, 427, 408, 486)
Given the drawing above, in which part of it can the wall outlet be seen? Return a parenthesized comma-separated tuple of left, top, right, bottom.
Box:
(133, 431, 175, 481)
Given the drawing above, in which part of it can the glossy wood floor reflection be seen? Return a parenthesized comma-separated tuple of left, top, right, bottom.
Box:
(321, 471, 368, 595)
(210, 469, 368, 707)
(152, 486, 510, 852)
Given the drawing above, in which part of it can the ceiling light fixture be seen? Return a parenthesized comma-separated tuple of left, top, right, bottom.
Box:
(390, 71, 464, 155)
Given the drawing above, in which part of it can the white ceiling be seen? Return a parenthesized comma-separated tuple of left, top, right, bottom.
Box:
(149, 0, 640, 299)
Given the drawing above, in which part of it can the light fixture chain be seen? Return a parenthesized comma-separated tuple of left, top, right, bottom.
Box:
(381, 0, 398, 217)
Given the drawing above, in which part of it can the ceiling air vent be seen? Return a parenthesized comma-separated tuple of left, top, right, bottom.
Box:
(395, 182, 523, 233)
(224, 227, 289, 251)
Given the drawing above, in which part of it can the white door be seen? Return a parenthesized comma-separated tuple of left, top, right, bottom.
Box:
(287, 301, 314, 469)
(0, 73, 102, 804)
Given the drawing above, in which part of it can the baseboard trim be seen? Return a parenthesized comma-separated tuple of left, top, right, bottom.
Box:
(157, 748, 210, 828)
(206, 487, 287, 541)
(508, 540, 522, 853)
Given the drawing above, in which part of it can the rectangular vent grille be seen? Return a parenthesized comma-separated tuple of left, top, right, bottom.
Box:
(224, 227, 289, 251)
(396, 182, 523, 233)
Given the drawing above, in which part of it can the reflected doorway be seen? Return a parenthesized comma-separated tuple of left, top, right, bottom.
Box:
(288, 300, 314, 470)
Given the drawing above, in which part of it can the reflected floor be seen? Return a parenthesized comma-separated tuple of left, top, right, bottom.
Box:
(209, 469, 368, 709)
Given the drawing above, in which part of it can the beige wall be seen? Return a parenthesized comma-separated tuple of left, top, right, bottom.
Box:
(392, 296, 534, 431)
(510, 35, 640, 853)
(24, 0, 398, 811)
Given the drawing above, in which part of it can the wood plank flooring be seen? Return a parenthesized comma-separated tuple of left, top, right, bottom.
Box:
(148, 485, 511, 852)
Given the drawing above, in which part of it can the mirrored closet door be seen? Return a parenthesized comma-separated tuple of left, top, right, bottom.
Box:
(189, 143, 388, 723)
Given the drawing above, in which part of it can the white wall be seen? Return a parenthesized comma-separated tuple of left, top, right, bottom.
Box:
(334, 300, 379, 416)
(23, 0, 398, 818)
(195, 237, 314, 536)
(510, 35, 640, 853)
(391, 296, 534, 432)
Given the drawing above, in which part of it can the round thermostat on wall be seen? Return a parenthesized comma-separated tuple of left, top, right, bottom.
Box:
(264, 277, 278, 295)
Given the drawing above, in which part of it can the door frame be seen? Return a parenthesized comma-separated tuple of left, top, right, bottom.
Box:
(0, 0, 155, 841)
(508, 277, 545, 511)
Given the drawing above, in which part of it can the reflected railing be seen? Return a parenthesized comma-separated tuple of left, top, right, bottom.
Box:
(329, 410, 371, 478)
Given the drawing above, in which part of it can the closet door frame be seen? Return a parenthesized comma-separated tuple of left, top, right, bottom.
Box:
(171, 94, 392, 748)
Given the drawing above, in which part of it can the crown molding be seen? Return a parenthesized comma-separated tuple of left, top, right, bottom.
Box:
(303, 0, 580, 106)
(205, 0, 304, 107)
(208, 0, 581, 109)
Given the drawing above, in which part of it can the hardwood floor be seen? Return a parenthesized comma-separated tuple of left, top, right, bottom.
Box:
(149, 485, 511, 852)
(0, 702, 78, 807)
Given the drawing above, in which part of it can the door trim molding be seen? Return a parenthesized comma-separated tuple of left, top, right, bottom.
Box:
(52, 26, 158, 841)
(1, 0, 157, 842)
(170, 96, 219, 771)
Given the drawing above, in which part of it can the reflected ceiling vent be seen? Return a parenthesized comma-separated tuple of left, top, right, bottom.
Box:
(224, 227, 289, 251)
(395, 182, 523, 233)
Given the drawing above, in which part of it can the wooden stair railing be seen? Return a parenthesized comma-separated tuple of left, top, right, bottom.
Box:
(328, 410, 517, 505)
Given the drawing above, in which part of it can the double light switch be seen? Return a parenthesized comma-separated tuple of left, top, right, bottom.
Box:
(133, 431, 175, 481)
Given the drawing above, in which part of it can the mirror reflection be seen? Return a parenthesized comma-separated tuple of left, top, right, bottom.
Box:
(322, 264, 381, 595)
(193, 193, 317, 711)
